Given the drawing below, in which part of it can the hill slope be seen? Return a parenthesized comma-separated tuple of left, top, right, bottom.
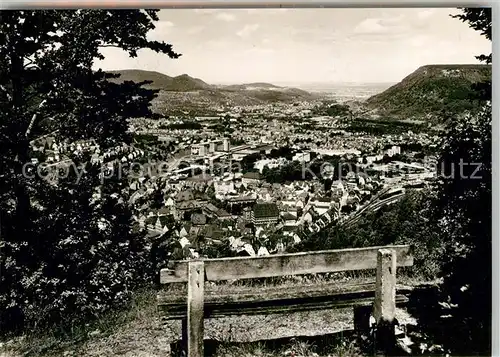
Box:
(107, 70, 317, 113)
(107, 70, 211, 91)
(365, 64, 491, 120)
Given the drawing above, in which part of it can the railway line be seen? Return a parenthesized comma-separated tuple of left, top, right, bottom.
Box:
(341, 186, 406, 228)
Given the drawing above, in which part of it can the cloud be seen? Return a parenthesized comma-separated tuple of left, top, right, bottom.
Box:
(275, 25, 342, 44)
(246, 47, 275, 55)
(416, 9, 436, 20)
(354, 18, 388, 34)
(409, 34, 429, 47)
(148, 21, 175, 41)
(205, 39, 228, 49)
(351, 15, 411, 40)
(193, 9, 218, 14)
(153, 20, 174, 29)
(353, 16, 407, 35)
(187, 25, 204, 34)
(321, 33, 342, 42)
(215, 12, 237, 22)
(237, 24, 260, 38)
(192, 9, 238, 22)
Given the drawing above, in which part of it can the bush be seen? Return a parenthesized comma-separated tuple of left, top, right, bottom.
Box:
(0, 163, 152, 334)
(0, 9, 180, 337)
(294, 189, 442, 280)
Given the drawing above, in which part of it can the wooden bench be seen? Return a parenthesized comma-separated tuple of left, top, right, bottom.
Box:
(158, 244, 414, 357)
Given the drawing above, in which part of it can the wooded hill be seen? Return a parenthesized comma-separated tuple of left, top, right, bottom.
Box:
(107, 70, 317, 114)
(365, 64, 491, 121)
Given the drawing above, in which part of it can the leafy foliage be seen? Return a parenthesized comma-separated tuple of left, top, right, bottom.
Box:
(324, 104, 351, 117)
(168, 121, 203, 130)
(429, 101, 492, 354)
(291, 190, 442, 279)
(345, 118, 426, 135)
(420, 8, 492, 354)
(0, 10, 179, 333)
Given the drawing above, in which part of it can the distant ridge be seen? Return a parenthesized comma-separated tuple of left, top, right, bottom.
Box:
(106, 69, 317, 113)
(107, 70, 211, 91)
(107, 70, 312, 94)
(365, 64, 491, 120)
(222, 82, 281, 90)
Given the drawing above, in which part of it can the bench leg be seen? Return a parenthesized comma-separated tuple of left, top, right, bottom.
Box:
(353, 305, 372, 337)
(373, 249, 397, 354)
(187, 261, 205, 357)
(180, 318, 187, 356)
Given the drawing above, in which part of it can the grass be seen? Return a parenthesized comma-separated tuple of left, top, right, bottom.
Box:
(213, 335, 362, 357)
(0, 288, 158, 357)
(1, 270, 431, 356)
(1, 284, 365, 357)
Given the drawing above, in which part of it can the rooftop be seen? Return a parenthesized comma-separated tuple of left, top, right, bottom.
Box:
(242, 172, 262, 180)
(253, 203, 280, 219)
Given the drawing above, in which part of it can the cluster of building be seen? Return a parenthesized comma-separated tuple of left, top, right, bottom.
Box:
(28, 98, 440, 260)
(122, 131, 437, 258)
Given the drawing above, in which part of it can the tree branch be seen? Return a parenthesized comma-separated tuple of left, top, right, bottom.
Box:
(28, 129, 60, 146)
(0, 85, 12, 101)
(98, 44, 123, 48)
(25, 94, 49, 138)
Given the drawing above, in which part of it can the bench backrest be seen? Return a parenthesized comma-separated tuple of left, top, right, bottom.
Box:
(160, 244, 413, 284)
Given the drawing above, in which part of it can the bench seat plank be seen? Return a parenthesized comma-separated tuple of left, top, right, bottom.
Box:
(158, 282, 414, 319)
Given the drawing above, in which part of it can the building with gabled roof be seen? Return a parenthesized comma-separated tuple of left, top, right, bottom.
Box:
(191, 213, 207, 225)
(242, 171, 262, 186)
(252, 203, 279, 226)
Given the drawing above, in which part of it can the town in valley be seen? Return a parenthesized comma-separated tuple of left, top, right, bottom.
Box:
(1, 7, 492, 357)
(32, 77, 444, 259)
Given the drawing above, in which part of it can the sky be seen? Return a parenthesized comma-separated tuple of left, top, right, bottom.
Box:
(96, 8, 491, 85)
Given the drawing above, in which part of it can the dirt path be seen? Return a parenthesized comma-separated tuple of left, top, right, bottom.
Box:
(69, 307, 416, 357)
(68, 308, 351, 356)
